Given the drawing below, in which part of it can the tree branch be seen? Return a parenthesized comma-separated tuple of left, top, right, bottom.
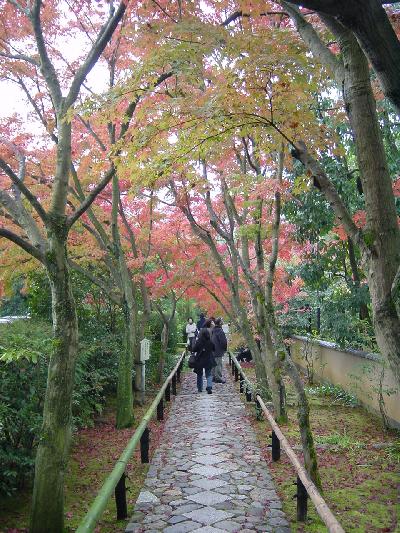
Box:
(0, 188, 45, 249)
(292, 141, 368, 255)
(0, 227, 44, 262)
(280, 1, 345, 85)
(0, 51, 39, 66)
(68, 259, 122, 305)
(67, 165, 116, 228)
(65, 1, 127, 110)
(31, 0, 63, 110)
(0, 156, 48, 223)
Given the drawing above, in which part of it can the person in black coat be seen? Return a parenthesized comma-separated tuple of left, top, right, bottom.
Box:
(211, 318, 227, 383)
(193, 327, 216, 394)
(196, 313, 206, 331)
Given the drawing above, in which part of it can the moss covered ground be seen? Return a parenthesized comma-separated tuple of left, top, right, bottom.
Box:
(0, 390, 173, 532)
(242, 363, 399, 532)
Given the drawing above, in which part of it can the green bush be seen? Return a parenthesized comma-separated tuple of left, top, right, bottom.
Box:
(0, 320, 50, 495)
(0, 318, 120, 495)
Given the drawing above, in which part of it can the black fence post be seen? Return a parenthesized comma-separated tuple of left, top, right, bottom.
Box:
(246, 386, 252, 402)
(157, 398, 164, 421)
(271, 431, 280, 461)
(234, 365, 239, 382)
(239, 374, 244, 393)
(228, 353, 232, 365)
(115, 472, 128, 519)
(165, 383, 171, 402)
(296, 475, 308, 522)
(255, 397, 262, 420)
(177, 365, 181, 383)
(140, 427, 150, 463)
(172, 373, 177, 395)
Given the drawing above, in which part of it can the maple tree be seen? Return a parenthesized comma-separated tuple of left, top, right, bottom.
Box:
(1, 0, 400, 527)
(0, 2, 128, 530)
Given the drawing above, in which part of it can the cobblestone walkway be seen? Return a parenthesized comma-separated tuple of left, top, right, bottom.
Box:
(125, 359, 290, 533)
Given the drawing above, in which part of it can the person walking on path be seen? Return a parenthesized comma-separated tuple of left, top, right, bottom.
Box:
(212, 317, 227, 383)
(185, 317, 197, 352)
(192, 327, 216, 394)
(196, 312, 206, 331)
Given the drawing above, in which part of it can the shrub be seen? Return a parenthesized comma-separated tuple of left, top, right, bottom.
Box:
(0, 318, 120, 495)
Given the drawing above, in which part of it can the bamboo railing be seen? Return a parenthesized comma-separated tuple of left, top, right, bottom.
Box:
(228, 352, 345, 533)
(76, 350, 186, 533)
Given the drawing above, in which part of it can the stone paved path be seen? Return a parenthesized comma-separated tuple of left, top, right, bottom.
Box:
(125, 358, 290, 533)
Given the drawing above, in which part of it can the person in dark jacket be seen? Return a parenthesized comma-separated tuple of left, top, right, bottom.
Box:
(193, 327, 216, 394)
(211, 318, 227, 383)
(196, 313, 206, 331)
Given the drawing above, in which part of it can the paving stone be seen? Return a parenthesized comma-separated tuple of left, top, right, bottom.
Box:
(238, 484, 255, 492)
(191, 478, 228, 491)
(268, 517, 290, 527)
(194, 455, 223, 466)
(266, 509, 286, 519)
(193, 526, 226, 533)
(168, 515, 189, 524)
(189, 465, 228, 477)
(172, 503, 203, 515)
(214, 501, 237, 511)
(164, 520, 203, 533)
(214, 519, 242, 532)
(182, 486, 205, 496)
(183, 506, 234, 525)
(136, 490, 160, 504)
(170, 499, 191, 506)
(188, 490, 230, 506)
(125, 524, 142, 533)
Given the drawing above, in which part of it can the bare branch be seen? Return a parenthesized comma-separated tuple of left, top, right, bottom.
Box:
(150, 0, 178, 23)
(68, 259, 122, 305)
(31, 0, 63, 110)
(0, 227, 45, 262)
(65, 1, 127, 110)
(0, 51, 39, 65)
(0, 156, 48, 223)
(7, 0, 28, 14)
(292, 141, 368, 255)
(15, 76, 58, 143)
(67, 165, 116, 228)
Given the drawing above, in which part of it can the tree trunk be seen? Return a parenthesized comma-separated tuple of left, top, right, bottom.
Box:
(158, 321, 169, 383)
(285, 0, 400, 115)
(112, 175, 135, 428)
(260, 326, 287, 422)
(335, 23, 400, 385)
(347, 237, 370, 322)
(286, 8, 400, 387)
(266, 310, 322, 489)
(116, 300, 135, 428)
(30, 230, 78, 533)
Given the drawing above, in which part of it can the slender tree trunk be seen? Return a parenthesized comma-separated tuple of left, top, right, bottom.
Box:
(158, 321, 169, 383)
(347, 238, 370, 322)
(117, 300, 135, 428)
(30, 231, 78, 533)
(266, 310, 321, 489)
(259, 326, 287, 421)
(112, 175, 135, 428)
